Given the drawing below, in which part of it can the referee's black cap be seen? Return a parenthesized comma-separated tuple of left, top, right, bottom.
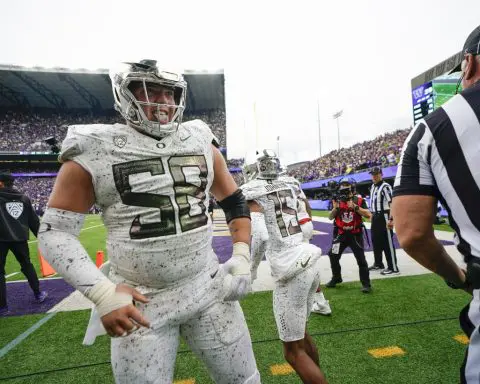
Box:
(369, 166, 382, 175)
(0, 173, 14, 183)
(450, 25, 480, 74)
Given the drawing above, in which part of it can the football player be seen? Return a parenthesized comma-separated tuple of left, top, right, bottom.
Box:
(37, 60, 260, 384)
(241, 150, 328, 383)
(278, 173, 332, 316)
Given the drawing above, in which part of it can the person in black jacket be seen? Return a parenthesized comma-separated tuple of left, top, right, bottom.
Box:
(0, 174, 47, 314)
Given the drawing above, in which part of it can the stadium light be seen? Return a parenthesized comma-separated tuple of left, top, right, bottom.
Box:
(332, 110, 343, 150)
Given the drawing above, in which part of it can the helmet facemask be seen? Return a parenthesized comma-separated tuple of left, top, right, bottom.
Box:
(110, 61, 187, 139)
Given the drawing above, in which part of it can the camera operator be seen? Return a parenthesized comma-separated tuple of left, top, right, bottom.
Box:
(326, 178, 373, 293)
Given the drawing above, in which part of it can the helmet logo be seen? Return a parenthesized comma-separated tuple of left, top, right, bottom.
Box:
(113, 135, 127, 148)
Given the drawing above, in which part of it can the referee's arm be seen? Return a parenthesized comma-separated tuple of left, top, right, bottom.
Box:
(391, 122, 466, 288)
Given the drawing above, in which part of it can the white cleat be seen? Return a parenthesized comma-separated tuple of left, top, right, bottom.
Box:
(311, 299, 332, 316)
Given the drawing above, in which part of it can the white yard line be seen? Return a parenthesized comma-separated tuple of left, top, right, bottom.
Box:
(0, 313, 56, 358)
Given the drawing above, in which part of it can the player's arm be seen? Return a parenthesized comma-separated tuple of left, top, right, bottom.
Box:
(248, 201, 268, 280)
(305, 198, 312, 218)
(38, 161, 150, 336)
(210, 145, 252, 300)
(210, 145, 251, 244)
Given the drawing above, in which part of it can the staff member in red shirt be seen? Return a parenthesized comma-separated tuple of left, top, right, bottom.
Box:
(326, 178, 373, 293)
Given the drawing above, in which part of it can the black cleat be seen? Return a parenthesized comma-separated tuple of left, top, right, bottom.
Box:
(326, 278, 343, 288)
(361, 285, 372, 293)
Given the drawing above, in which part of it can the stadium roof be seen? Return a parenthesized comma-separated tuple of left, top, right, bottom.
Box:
(411, 51, 463, 89)
(0, 65, 225, 112)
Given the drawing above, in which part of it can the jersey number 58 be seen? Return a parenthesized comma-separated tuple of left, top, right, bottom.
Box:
(112, 156, 208, 239)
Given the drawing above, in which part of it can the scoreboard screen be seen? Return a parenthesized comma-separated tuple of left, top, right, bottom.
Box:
(412, 82, 434, 124)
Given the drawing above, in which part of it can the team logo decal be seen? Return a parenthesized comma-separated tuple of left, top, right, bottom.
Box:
(342, 211, 354, 224)
(113, 135, 127, 148)
(6, 202, 24, 219)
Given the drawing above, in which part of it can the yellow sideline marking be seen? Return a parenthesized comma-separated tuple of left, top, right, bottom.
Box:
(454, 334, 469, 344)
(174, 379, 195, 384)
(270, 363, 294, 375)
(368, 346, 405, 358)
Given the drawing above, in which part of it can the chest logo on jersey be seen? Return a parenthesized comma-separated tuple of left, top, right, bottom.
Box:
(113, 135, 127, 148)
(6, 202, 23, 219)
(342, 211, 354, 223)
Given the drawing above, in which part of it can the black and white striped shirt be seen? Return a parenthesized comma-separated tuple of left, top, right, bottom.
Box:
(369, 182, 393, 214)
(393, 81, 480, 260)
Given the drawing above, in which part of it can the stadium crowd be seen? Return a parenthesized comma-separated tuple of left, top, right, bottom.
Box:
(0, 109, 227, 151)
(288, 128, 411, 181)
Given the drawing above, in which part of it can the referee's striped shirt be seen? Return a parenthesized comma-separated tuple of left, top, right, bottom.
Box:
(393, 81, 480, 260)
(370, 182, 392, 214)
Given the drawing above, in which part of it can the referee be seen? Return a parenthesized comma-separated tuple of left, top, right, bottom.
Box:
(0, 174, 47, 314)
(368, 167, 399, 275)
(392, 25, 480, 384)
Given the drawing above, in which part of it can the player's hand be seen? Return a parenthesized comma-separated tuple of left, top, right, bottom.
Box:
(221, 242, 251, 301)
(332, 200, 339, 209)
(101, 284, 150, 338)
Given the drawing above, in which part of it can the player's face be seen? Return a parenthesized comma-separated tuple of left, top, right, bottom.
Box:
(131, 82, 176, 124)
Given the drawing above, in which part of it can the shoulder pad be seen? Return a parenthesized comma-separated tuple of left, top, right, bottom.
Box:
(58, 124, 119, 163)
(240, 179, 266, 201)
(181, 119, 217, 147)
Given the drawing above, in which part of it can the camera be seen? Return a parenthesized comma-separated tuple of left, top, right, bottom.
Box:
(337, 187, 352, 202)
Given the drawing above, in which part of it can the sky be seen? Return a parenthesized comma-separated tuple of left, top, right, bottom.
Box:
(1, 0, 479, 165)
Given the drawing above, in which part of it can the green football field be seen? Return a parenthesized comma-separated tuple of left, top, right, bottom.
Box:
(433, 82, 460, 109)
(1, 214, 470, 383)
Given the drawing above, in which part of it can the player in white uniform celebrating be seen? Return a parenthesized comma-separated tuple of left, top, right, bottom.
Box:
(37, 60, 260, 384)
(241, 150, 328, 383)
(279, 173, 332, 316)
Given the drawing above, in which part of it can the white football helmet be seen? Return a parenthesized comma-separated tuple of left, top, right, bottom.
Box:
(109, 59, 187, 138)
(256, 149, 281, 180)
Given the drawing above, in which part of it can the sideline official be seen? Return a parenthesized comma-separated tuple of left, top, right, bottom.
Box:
(368, 167, 399, 275)
(0, 174, 47, 314)
(392, 25, 480, 383)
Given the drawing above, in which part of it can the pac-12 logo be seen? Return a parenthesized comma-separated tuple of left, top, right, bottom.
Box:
(6, 202, 24, 219)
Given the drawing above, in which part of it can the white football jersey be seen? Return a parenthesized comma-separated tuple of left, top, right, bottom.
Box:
(279, 175, 309, 221)
(242, 178, 320, 280)
(59, 120, 217, 287)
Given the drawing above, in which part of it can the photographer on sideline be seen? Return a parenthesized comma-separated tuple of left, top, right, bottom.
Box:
(326, 178, 373, 293)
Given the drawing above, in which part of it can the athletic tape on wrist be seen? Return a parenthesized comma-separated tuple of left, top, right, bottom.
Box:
(231, 242, 251, 275)
(86, 279, 133, 318)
